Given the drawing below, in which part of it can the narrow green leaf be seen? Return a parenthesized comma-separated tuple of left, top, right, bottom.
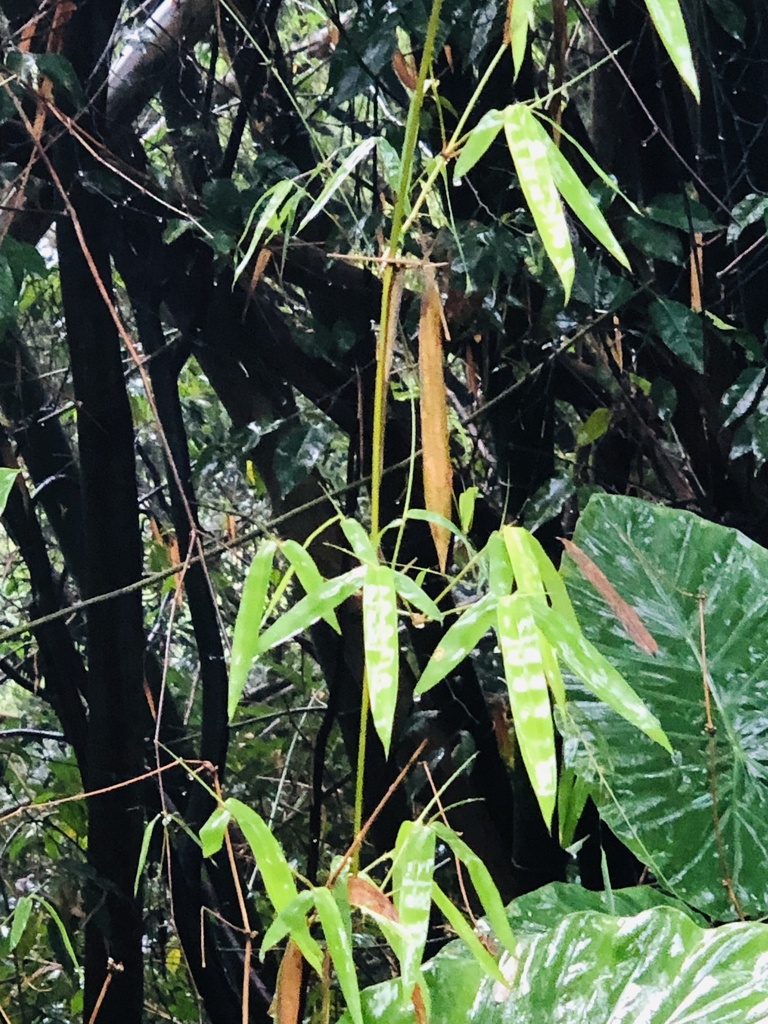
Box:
(134, 814, 161, 895)
(644, 0, 700, 101)
(235, 179, 297, 279)
(10, 894, 33, 951)
(501, 526, 546, 601)
(35, 897, 81, 976)
(453, 109, 505, 182)
(314, 886, 363, 1024)
(340, 517, 378, 565)
(414, 596, 495, 695)
(530, 536, 578, 625)
(0, 467, 18, 514)
(229, 540, 278, 718)
(486, 530, 514, 598)
(298, 138, 378, 231)
(535, 122, 631, 270)
(557, 767, 591, 849)
(391, 570, 442, 622)
(431, 882, 507, 986)
(199, 805, 231, 858)
(259, 890, 323, 975)
(508, 0, 534, 79)
(393, 822, 435, 997)
(458, 487, 479, 534)
(496, 595, 557, 829)
(363, 564, 400, 756)
(282, 539, 340, 632)
(431, 823, 516, 955)
(255, 567, 365, 654)
(539, 628, 566, 706)
(504, 104, 574, 301)
(535, 606, 672, 752)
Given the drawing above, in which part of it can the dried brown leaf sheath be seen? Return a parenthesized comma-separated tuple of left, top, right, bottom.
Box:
(561, 537, 658, 655)
(347, 875, 399, 921)
(274, 939, 303, 1024)
(419, 270, 452, 572)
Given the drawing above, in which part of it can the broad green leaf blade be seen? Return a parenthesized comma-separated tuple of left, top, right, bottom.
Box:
(229, 540, 277, 718)
(363, 565, 400, 756)
(649, 298, 704, 373)
(430, 883, 507, 986)
(10, 894, 33, 950)
(282, 538, 340, 632)
(351, 899, 768, 1024)
(564, 494, 768, 919)
(535, 602, 671, 752)
(496, 595, 557, 829)
(0, 467, 18, 514)
(504, 104, 574, 301)
(199, 805, 231, 858)
(507, 0, 534, 80)
(298, 138, 378, 232)
(453, 109, 505, 182)
(430, 823, 516, 955)
(414, 596, 495, 695)
(255, 568, 365, 654)
(644, 0, 700, 101)
(314, 886, 363, 1024)
(393, 822, 435, 998)
(390, 570, 442, 622)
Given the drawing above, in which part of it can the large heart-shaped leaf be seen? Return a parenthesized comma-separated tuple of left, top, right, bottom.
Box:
(562, 494, 768, 919)
(347, 884, 768, 1024)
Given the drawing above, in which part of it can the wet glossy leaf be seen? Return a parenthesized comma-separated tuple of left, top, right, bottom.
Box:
(644, 0, 700, 101)
(314, 886, 363, 1024)
(649, 298, 704, 373)
(496, 595, 557, 828)
(414, 596, 495, 695)
(363, 564, 400, 755)
(564, 494, 768, 918)
(229, 540, 277, 718)
(504, 104, 574, 300)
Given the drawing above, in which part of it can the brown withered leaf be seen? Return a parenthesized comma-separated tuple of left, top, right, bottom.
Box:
(412, 983, 427, 1024)
(392, 49, 418, 91)
(347, 875, 399, 922)
(561, 537, 658, 655)
(273, 939, 304, 1024)
(419, 269, 453, 573)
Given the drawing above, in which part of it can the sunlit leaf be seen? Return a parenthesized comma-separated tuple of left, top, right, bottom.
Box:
(501, 526, 546, 602)
(414, 595, 495, 695)
(393, 822, 435, 998)
(391, 571, 442, 622)
(453, 109, 505, 182)
(260, 890, 323, 975)
(341, 517, 378, 565)
(644, 0, 700, 101)
(486, 531, 514, 598)
(504, 104, 574, 300)
(496, 594, 557, 829)
(255, 568, 365, 654)
(363, 564, 400, 756)
(0, 467, 18, 515)
(506, 0, 534, 80)
(229, 539, 277, 718)
(199, 805, 231, 858)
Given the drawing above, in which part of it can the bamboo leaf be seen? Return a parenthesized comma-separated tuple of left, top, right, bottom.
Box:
(260, 890, 323, 975)
(644, 0, 700, 101)
(314, 886, 363, 1024)
(10, 894, 33, 951)
(501, 526, 546, 601)
(418, 268, 453, 572)
(0, 467, 18, 515)
(229, 540, 277, 718)
(281, 538, 340, 632)
(496, 595, 558, 829)
(390, 570, 442, 622)
(414, 596, 495, 695)
(363, 564, 400, 756)
(35, 896, 81, 977)
(504, 104, 574, 301)
(236, 179, 297, 279)
(393, 822, 435, 998)
(486, 530, 514, 599)
(506, 0, 535, 80)
(298, 138, 378, 231)
(431, 883, 507, 986)
(255, 568, 365, 654)
(453, 109, 505, 182)
(199, 805, 231, 858)
(458, 487, 479, 534)
(134, 814, 161, 895)
(340, 517, 378, 565)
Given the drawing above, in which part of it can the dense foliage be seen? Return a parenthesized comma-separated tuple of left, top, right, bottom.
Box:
(1, 0, 768, 1022)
